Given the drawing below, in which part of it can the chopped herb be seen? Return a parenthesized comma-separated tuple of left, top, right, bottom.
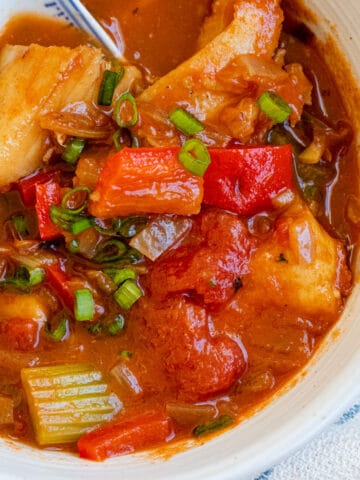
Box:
(45, 317, 69, 342)
(277, 253, 288, 263)
(193, 415, 234, 437)
(119, 350, 133, 358)
(208, 279, 217, 287)
(107, 315, 125, 336)
(233, 277, 243, 292)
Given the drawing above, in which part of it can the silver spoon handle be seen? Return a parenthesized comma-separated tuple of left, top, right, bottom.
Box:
(56, 0, 125, 60)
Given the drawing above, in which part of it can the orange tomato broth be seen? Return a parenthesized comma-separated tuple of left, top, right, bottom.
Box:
(0, 0, 358, 458)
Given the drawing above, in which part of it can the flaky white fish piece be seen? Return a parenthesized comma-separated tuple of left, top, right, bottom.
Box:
(247, 200, 352, 316)
(133, 0, 311, 147)
(0, 44, 107, 187)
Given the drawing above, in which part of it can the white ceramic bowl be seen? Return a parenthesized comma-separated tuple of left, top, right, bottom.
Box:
(0, 1, 359, 479)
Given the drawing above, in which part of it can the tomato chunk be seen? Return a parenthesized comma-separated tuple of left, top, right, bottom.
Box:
(77, 412, 173, 461)
(150, 210, 258, 306)
(203, 145, 293, 215)
(136, 297, 246, 400)
(0, 318, 40, 352)
(89, 147, 203, 218)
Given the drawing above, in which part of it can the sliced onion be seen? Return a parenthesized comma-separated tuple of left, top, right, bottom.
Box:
(166, 402, 216, 427)
(129, 215, 193, 261)
(40, 102, 113, 139)
(110, 363, 142, 396)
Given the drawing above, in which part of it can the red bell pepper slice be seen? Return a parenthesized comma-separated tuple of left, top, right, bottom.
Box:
(77, 412, 173, 461)
(203, 145, 293, 216)
(89, 147, 203, 218)
(35, 182, 62, 241)
(17, 169, 60, 207)
(90, 145, 293, 219)
(46, 263, 75, 310)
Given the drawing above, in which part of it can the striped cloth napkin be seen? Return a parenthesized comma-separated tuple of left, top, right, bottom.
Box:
(255, 399, 360, 480)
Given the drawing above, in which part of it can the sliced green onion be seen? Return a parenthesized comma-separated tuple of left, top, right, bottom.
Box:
(68, 238, 80, 254)
(45, 316, 69, 342)
(71, 217, 92, 235)
(98, 69, 124, 106)
(14, 265, 45, 288)
(50, 205, 81, 232)
(105, 268, 136, 286)
(12, 215, 29, 238)
(74, 289, 94, 322)
(107, 315, 125, 336)
(92, 217, 122, 236)
(114, 92, 138, 128)
(114, 280, 142, 310)
(61, 186, 91, 214)
(87, 322, 102, 335)
(113, 130, 124, 151)
(257, 91, 292, 123)
(193, 415, 234, 437)
(94, 240, 128, 263)
(119, 350, 133, 358)
(131, 133, 139, 148)
(169, 108, 204, 136)
(122, 248, 143, 264)
(119, 216, 147, 238)
(62, 138, 85, 165)
(27, 267, 46, 286)
(178, 138, 211, 177)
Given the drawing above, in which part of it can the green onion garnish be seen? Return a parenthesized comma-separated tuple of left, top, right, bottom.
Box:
(193, 415, 234, 437)
(98, 68, 124, 106)
(71, 218, 92, 235)
(12, 215, 29, 238)
(113, 130, 124, 151)
(114, 280, 142, 310)
(45, 316, 69, 342)
(119, 350, 132, 358)
(68, 238, 80, 254)
(118, 216, 147, 238)
(178, 138, 211, 177)
(105, 268, 136, 287)
(62, 138, 86, 165)
(1, 266, 45, 290)
(17, 265, 45, 287)
(169, 108, 204, 136)
(114, 92, 138, 128)
(107, 314, 125, 336)
(257, 91, 292, 123)
(61, 186, 91, 214)
(27, 267, 46, 287)
(50, 205, 86, 232)
(74, 289, 95, 322)
(87, 322, 102, 335)
(94, 239, 128, 263)
(92, 217, 122, 236)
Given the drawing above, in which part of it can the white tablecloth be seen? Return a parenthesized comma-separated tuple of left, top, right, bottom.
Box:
(255, 398, 360, 480)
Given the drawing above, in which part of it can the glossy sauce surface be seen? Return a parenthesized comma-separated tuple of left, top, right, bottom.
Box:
(0, 1, 357, 455)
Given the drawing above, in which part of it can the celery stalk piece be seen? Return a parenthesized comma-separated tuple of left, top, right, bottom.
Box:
(21, 363, 122, 445)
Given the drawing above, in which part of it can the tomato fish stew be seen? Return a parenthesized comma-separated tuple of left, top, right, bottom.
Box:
(0, 0, 357, 461)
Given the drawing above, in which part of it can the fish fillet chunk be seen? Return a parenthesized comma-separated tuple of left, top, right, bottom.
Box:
(248, 201, 352, 316)
(133, 0, 311, 147)
(0, 44, 106, 187)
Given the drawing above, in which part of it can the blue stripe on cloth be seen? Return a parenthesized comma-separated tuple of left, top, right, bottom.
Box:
(335, 404, 360, 425)
(255, 468, 274, 480)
